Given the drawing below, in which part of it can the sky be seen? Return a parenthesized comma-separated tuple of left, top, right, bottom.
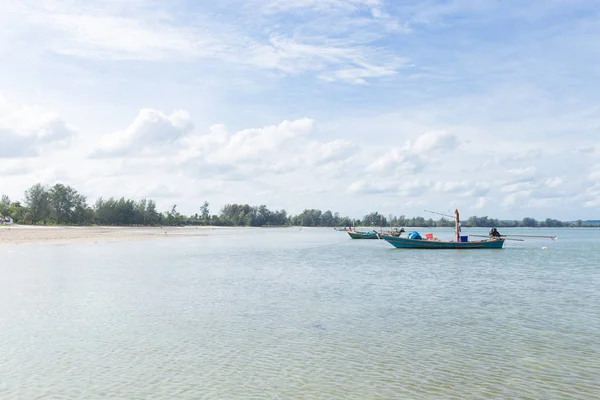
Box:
(0, 0, 599, 221)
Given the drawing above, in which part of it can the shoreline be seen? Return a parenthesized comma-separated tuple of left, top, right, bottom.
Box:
(0, 225, 231, 246)
(0, 225, 306, 246)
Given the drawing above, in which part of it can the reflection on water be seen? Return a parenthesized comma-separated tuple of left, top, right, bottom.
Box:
(1, 228, 599, 399)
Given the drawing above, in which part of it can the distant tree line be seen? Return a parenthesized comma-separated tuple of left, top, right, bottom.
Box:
(0, 183, 598, 228)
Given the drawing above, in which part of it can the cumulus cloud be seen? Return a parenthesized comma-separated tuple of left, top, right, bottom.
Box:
(205, 118, 314, 164)
(363, 130, 459, 175)
(0, 94, 76, 158)
(90, 110, 361, 185)
(91, 109, 193, 157)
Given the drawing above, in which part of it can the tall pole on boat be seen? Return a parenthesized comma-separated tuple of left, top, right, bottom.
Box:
(454, 209, 460, 242)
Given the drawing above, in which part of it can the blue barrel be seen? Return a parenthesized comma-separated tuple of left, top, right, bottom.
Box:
(460, 235, 468, 242)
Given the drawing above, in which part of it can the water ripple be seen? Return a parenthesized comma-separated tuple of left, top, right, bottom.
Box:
(0, 228, 598, 399)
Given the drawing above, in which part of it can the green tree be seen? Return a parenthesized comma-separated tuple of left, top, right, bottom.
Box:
(165, 204, 185, 226)
(49, 183, 81, 224)
(521, 217, 538, 227)
(0, 194, 9, 217)
(135, 199, 148, 225)
(320, 210, 334, 226)
(146, 199, 160, 225)
(293, 209, 322, 226)
(200, 201, 210, 225)
(24, 183, 50, 224)
(363, 211, 386, 227)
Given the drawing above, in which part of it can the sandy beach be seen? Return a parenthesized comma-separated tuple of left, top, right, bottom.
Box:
(0, 225, 219, 245)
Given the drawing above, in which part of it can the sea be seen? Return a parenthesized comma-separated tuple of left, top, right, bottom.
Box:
(1, 227, 598, 399)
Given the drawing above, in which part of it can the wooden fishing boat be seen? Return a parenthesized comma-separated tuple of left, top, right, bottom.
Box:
(378, 208, 556, 249)
(347, 230, 379, 239)
(378, 234, 505, 249)
(379, 208, 505, 249)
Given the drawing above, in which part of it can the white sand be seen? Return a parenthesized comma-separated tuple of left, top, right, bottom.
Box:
(0, 225, 222, 245)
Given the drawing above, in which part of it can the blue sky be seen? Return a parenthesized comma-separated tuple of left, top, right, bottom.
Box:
(1, 0, 599, 220)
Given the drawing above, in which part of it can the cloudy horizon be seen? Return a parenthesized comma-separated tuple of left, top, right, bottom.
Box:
(1, 0, 599, 221)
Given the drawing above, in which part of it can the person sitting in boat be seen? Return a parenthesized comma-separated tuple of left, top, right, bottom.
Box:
(489, 227, 501, 237)
(392, 228, 405, 237)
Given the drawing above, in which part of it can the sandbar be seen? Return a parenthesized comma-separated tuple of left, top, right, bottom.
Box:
(0, 225, 224, 246)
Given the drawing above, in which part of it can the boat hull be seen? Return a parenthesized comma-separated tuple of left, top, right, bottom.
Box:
(347, 231, 379, 239)
(379, 234, 504, 249)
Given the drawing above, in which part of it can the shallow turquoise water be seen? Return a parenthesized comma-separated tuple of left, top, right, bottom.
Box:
(1, 228, 599, 399)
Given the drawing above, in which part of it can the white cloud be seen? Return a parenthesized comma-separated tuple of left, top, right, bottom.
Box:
(432, 180, 469, 193)
(503, 191, 531, 207)
(308, 139, 358, 164)
(90, 112, 360, 188)
(544, 177, 563, 188)
(249, 35, 406, 84)
(262, 0, 385, 16)
(1, 100, 599, 220)
(319, 65, 398, 85)
(347, 180, 395, 194)
(347, 178, 432, 196)
(2, 0, 406, 84)
(205, 118, 314, 164)
(501, 181, 533, 193)
(92, 109, 193, 157)
(474, 197, 487, 209)
(2, 1, 600, 221)
(0, 160, 34, 176)
(398, 179, 432, 196)
(464, 182, 491, 197)
(403, 131, 458, 155)
(0, 93, 76, 158)
(40, 14, 209, 61)
(365, 148, 421, 174)
(133, 183, 182, 199)
(505, 167, 539, 183)
(430, 180, 490, 198)
(584, 198, 600, 208)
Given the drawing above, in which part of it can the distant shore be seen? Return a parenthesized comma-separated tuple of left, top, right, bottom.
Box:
(0, 225, 243, 246)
